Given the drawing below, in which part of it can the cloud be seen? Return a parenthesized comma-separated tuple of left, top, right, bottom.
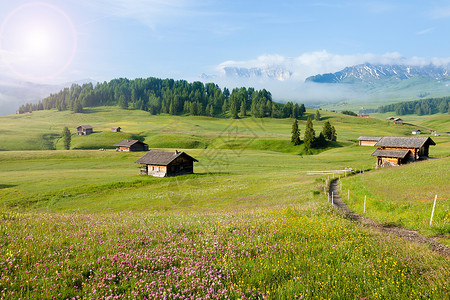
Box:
(416, 27, 434, 35)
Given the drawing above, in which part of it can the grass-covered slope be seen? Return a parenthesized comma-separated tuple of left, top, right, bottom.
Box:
(0, 107, 449, 298)
(0, 106, 427, 152)
(342, 157, 450, 240)
(1, 148, 449, 299)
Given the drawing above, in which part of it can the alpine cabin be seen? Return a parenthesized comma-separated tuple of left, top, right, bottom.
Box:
(357, 136, 381, 146)
(114, 140, 148, 152)
(77, 125, 93, 135)
(135, 150, 198, 177)
(371, 136, 435, 167)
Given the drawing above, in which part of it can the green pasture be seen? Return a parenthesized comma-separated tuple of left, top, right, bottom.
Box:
(0, 107, 449, 298)
(0, 106, 426, 152)
(341, 157, 450, 240)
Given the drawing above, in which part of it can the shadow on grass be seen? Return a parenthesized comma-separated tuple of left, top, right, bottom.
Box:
(0, 184, 17, 189)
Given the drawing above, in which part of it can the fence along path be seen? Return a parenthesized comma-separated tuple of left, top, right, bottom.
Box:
(329, 179, 450, 258)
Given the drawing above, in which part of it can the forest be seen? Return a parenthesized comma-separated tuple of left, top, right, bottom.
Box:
(377, 96, 450, 115)
(17, 77, 306, 119)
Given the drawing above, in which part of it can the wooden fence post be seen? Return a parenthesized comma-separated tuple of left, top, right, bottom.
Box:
(364, 195, 366, 213)
(430, 195, 437, 226)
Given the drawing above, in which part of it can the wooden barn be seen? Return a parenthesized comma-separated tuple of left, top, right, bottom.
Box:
(135, 150, 198, 177)
(114, 140, 148, 151)
(111, 127, 121, 132)
(357, 136, 381, 146)
(371, 136, 435, 167)
(77, 125, 93, 135)
(393, 118, 403, 124)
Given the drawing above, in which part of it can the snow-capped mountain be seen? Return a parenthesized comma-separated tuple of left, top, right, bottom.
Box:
(305, 63, 450, 83)
(222, 66, 292, 81)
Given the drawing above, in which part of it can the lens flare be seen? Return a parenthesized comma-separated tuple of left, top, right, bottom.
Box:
(0, 2, 77, 82)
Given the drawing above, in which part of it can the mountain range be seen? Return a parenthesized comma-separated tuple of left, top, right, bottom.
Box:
(305, 63, 450, 84)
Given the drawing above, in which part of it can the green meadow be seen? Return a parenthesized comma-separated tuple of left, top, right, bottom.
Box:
(0, 107, 449, 299)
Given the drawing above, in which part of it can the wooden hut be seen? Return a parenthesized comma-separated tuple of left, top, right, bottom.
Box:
(393, 118, 403, 124)
(111, 127, 121, 132)
(77, 125, 93, 135)
(114, 140, 148, 151)
(135, 150, 198, 177)
(357, 136, 381, 146)
(371, 136, 435, 167)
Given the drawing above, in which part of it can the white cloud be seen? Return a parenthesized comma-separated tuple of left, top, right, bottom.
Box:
(416, 27, 434, 35)
(216, 51, 450, 81)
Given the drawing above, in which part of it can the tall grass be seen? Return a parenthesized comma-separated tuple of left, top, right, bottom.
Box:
(1, 207, 448, 299)
(341, 157, 450, 241)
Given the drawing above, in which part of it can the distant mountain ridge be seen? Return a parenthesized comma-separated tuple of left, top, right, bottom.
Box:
(222, 66, 292, 81)
(305, 63, 450, 83)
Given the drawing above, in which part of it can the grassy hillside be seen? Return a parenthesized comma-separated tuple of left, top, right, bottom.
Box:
(0, 107, 449, 298)
(0, 106, 428, 152)
(342, 157, 450, 239)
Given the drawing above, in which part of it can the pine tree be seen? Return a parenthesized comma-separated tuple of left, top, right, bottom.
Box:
(62, 127, 71, 150)
(240, 100, 246, 117)
(304, 117, 315, 149)
(322, 121, 333, 140)
(331, 126, 337, 141)
(315, 110, 321, 121)
(291, 119, 301, 145)
(299, 104, 306, 118)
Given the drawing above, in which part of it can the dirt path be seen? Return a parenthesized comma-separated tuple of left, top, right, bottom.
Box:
(329, 179, 450, 258)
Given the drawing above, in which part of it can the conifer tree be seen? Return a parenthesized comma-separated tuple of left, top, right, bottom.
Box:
(291, 119, 301, 145)
(331, 125, 337, 141)
(62, 127, 71, 150)
(304, 117, 315, 149)
(322, 121, 333, 140)
(240, 100, 246, 117)
(315, 110, 321, 121)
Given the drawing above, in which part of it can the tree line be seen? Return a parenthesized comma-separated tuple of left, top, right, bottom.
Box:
(378, 96, 450, 115)
(17, 77, 306, 119)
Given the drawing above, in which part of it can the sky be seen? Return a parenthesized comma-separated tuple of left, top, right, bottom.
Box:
(1, 0, 450, 87)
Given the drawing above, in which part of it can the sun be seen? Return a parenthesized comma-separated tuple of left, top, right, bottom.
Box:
(0, 2, 77, 82)
(25, 27, 52, 56)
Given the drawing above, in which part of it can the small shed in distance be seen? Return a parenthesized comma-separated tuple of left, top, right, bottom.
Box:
(77, 125, 93, 135)
(393, 118, 403, 124)
(135, 150, 198, 177)
(357, 136, 381, 146)
(111, 127, 121, 132)
(412, 130, 421, 135)
(114, 140, 148, 151)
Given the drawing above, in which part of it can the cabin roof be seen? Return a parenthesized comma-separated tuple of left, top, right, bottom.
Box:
(114, 139, 147, 147)
(111, 126, 121, 129)
(371, 149, 410, 158)
(357, 136, 382, 141)
(135, 150, 198, 166)
(77, 125, 93, 129)
(374, 136, 435, 148)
